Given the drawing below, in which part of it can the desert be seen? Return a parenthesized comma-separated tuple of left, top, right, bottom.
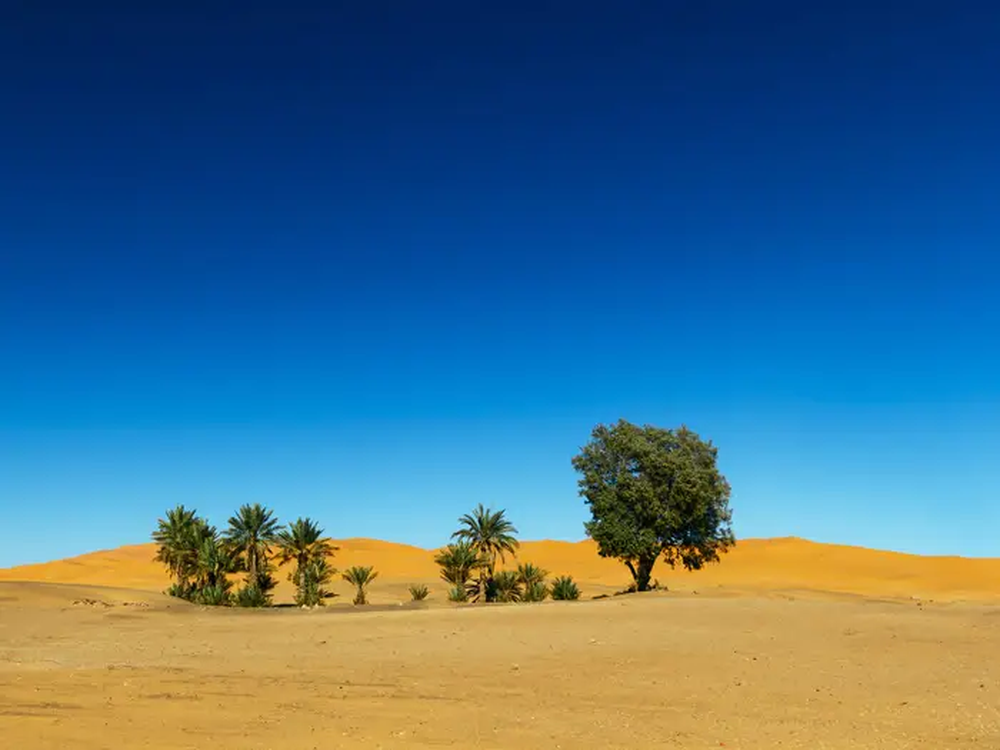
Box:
(5, 3, 999, 748)
(3, 536, 999, 749)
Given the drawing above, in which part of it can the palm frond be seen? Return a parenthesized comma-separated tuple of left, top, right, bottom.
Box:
(434, 542, 482, 587)
(224, 503, 282, 585)
(492, 570, 523, 603)
(517, 562, 548, 587)
(551, 575, 580, 601)
(408, 584, 430, 602)
(342, 565, 378, 605)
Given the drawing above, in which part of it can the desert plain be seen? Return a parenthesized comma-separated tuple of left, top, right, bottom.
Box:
(2, 537, 999, 748)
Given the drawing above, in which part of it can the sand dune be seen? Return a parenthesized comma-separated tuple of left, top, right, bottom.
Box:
(2, 536, 998, 603)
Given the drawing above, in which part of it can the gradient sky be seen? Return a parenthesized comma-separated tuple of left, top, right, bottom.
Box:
(2, 2, 998, 567)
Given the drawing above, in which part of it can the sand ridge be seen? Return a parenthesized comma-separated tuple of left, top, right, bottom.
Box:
(2, 536, 999, 604)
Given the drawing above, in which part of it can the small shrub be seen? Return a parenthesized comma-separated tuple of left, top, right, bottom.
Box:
(448, 585, 468, 603)
(342, 565, 378, 605)
(517, 563, 548, 602)
(235, 583, 271, 608)
(492, 570, 523, 603)
(193, 583, 232, 607)
(551, 576, 580, 601)
(522, 581, 549, 602)
(165, 582, 195, 601)
(435, 542, 481, 595)
(295, 558, 335, 607)
(408, 584, 430, 602)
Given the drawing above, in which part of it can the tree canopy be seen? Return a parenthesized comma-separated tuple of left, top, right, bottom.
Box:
(276, 517, 338, 606)
(572, 419, 734, 591)
(452, 504, 519, 574)
(224, 503, 281, 583)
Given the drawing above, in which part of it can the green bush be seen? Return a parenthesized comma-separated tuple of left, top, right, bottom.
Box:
(193, 583, 232, 607)
(165, 582, 195, 601)
(522, 581, 549, 602)
(492, 570, 522, 603)
(550, 576, 580, 601)
(408, 584, 430, 602)
(447, 585, 468, 603)
(517, 563, 548, 602)
(235, 583, 271, 608)
(342, 565, 378, 606)
(295, 558, 335, 607)
(435, 542, 481, 599)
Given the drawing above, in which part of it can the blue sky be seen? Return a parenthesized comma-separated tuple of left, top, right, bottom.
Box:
(1, 2, 998, 567)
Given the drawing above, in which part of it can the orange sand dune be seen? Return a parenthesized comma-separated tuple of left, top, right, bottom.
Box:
(2, 536, 998, 603)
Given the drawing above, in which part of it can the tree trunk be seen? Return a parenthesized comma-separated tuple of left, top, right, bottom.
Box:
(627, 553, 659, 592)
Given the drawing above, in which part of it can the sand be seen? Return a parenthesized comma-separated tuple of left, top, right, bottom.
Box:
(2, 538, 999, 748)
(4, 536, 1000, 603)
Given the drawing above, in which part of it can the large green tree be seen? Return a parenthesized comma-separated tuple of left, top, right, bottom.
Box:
(572, 420, 734, 592)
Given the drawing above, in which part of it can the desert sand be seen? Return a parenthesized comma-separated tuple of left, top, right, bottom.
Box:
(2, 538, 999, 748)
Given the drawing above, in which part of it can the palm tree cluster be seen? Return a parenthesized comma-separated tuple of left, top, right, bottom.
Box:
(152, 504, 342, 607)
(152, 505, 240, 605)
(154, 501, 579, 609)
(434, 504, 579, 604)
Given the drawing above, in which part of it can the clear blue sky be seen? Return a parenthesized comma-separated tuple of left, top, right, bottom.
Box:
(1, 2, 998, 567)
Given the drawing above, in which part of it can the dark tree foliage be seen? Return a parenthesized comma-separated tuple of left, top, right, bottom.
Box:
(572, 420, 735, 592)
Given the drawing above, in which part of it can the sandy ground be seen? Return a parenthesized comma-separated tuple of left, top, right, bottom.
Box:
(3, 539, 1000, 748)
(2, 581, 999, 749)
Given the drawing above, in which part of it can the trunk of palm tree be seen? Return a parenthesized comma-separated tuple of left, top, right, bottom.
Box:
(480, 548, 494, 602)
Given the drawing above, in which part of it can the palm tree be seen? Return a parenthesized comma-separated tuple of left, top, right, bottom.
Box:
(152, 505, 200, 591)
(153, 507, 240, 605)
(342, 565, 378, 605)
(296, 557, 335, 607)
(517, 562, 549, 602)
(550, 575, 580, 601)
(408, 584, 430, 602)
(276, 517, 337, 602)
(224, 503, 282, 585)
(434, 541, 482, 602)
(452, 504, 519, 601)
(192, 527, 240, 605)
(452, 504, 519, 574)
(491, 570, 523, 603)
